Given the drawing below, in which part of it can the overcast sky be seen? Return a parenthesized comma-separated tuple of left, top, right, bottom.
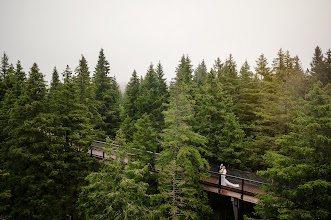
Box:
(1, 0, 330, 88)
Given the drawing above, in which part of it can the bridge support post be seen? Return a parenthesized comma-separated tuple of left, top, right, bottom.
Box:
(218, 173, 221, 194)
(231, 197, 240, 220)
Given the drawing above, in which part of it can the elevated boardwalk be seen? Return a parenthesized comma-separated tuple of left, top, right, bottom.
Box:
(86, 140, 264, 204)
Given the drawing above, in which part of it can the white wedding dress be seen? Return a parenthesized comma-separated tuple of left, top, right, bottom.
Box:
(220, 169, 239, 188)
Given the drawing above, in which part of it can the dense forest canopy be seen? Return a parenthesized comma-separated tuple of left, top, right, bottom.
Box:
(0, 47, 330, 219)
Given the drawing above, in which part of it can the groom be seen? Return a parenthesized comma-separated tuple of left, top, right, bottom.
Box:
(217, 163, 223, 174)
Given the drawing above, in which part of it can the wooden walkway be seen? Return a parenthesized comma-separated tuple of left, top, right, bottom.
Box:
(86, 140, 264, 204)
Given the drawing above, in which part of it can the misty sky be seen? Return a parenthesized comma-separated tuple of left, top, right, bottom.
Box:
(1, 0, 330, 87)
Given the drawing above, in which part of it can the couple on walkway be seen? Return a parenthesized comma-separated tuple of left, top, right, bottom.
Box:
(218, 164, 239, 188)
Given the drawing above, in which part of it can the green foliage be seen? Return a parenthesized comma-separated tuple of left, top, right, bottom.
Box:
(194, 59, 208, 86)
(131, 114, 158, 167)
(155, 77, 212, 219)
(3, 63, 69, 219)
(93, 48, 121, 137)
(253, 82, 331, 220)
(0, 52, 10, 82)
(193, 71, 246, 168)
(78, 132, 157, 219)
(124, 70, 140, 119)
(236, 60, 260, 137)
(309, 46, 331, 85)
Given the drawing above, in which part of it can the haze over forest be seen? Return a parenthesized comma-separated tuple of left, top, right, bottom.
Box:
(0, 0, 330, 219)
(1, 0, 330, 86)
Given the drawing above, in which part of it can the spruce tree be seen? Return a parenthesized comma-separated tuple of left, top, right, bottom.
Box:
(193, 59, 208, 86)
(4, 63, 68, 219)
(236, 60, 260, 137)
(253, 82, 331, 219)
(193, 71, 245, 167)
(93, 48, 121, 137)
(131, 114, 158, 168)
(136, 63, 168, 132)
(0, 52, 9, 82)
(249, 54, 280, 170)
(124, 69, 140, 119)
(136, 64, 159, 119)
(154, 61, 169, 131)
(176, 55, 193, 85)
(78, 132, 157, 219)
(74, 55, 104, 139)
(155, 76, 211, 219)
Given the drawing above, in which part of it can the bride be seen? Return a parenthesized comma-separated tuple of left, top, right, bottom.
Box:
(220, 166, 239, 188)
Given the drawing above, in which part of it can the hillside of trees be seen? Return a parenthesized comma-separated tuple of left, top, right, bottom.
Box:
(0, 47, 330, 219)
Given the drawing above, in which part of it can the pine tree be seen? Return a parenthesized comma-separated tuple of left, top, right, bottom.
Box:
(156, 61, 168, 96)
(176, 55, 193, 85)
(236, 60, 260, 137)
(249, 54, 280, 170)
(0, 52, 9, 82)
(4, 63, 69, 219)
(213, 57, 224, 80)
(50, 67, 60, 92)
(93, 48, 121, 137)
(324, 49, 331, 85)
(155, 77, 211, 219)
(310, 46, 325, 83)
(47, 64, 99, 218)
(136, 64, 159, 118)
(218, 54, 239, 96)
(74, 55, 104, 139)
(193, 71, 245, 167)
(74, 55, 90, 101)
(131, 114, 158, 168)
(309, 46, 331, 86)
(253, 82, 331, 219)
(154, 61, 169, 131)
(124, 69, 140, 119)
(78, 132, 157, 219)
(193, 59, 208, 86)
(136, 63, 168, 132)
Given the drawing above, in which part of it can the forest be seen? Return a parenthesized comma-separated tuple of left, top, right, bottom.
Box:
(0, 46, 330, 219)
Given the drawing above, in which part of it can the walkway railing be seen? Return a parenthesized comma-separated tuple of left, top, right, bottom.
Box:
(87, 140, 264, 202)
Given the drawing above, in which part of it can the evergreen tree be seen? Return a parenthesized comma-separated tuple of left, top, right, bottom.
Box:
(193, 71, 245, 167)
(136, 63, 168, 132)
(156, 61, 168, 96)
(4, 63, 69, 219)
(74, 55, 104, 139)
(176, 55, 193, 85)
(155, 77, 211, 219)
(154, 61, 169, 131)
(309, 46, 331, 86)
(0, 52, 9, 82)
(46, 64, 99, 218)
(310, 46, 325, 83)
(253, 82, 331, 220)
(324, 49, 331, 85)
(193, 59, 208, 86)
(136, 64, 159, 118)
(236, 60, 260, 137)
(50, 67, 60, 92)
(93, 48, 121, 137)
(74, 55, 90, 101)
(219, 54, 239, 97)
(249, 54, 280, 170)
(78, 132, 157, 219)
(131, 114, 158, 168)
(213, 57, 224, 79)
(124, 69, 140, 119)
